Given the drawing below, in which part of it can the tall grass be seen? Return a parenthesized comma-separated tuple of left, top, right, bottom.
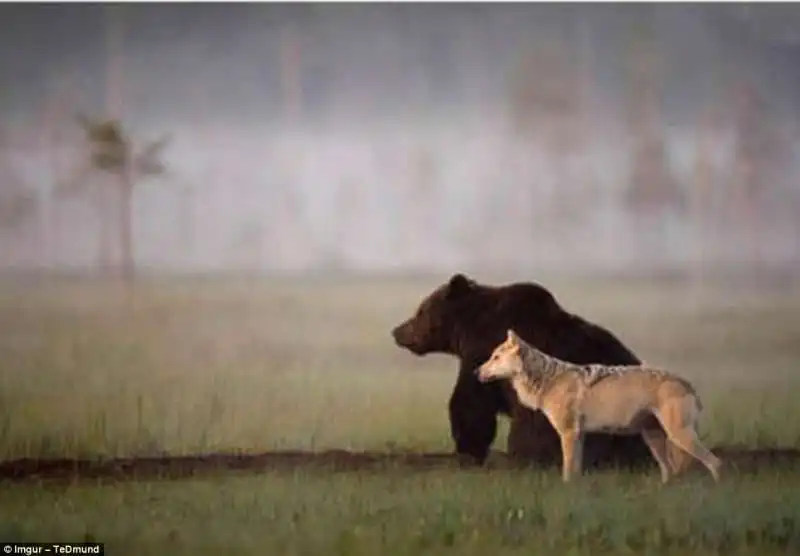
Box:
(0, 276, 799, 460)
(2, 468, 799, 554)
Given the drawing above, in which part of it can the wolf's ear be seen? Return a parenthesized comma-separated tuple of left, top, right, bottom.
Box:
(507, 329, 518, 344)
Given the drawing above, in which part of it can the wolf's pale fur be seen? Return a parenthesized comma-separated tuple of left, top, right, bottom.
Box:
(476, 329, 723, 483)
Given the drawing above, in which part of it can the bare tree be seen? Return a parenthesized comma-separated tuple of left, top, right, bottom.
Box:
(94, 3, 126, 272)
(176, 183, 197, 269)
(622, 20, 683, 214)
(729, 79, 790, 269)
(690, 98, 725, 296)
(409, 146, 439, 262)
(66, 116, 170, 282)
(0, 123, 39, 242)
(279, 23, 304, 125)
(620, 12, 685, 267)
(0, 167, 37, 234)
(506, 30, 586, 229)
(33, 70, 83, 268)
(230, 219, 264, 273)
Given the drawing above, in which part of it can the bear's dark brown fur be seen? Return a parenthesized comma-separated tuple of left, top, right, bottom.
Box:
(392, 273, 666, 469)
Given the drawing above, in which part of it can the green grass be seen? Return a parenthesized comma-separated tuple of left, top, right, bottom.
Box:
(2, 471, 799, 555)
(1, 274, 799, 554)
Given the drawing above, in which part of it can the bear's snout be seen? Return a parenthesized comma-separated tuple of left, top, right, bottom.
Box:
(391, 325, 404, 342)
(392, 323, 410, 346)
(392, 322, 426, 354)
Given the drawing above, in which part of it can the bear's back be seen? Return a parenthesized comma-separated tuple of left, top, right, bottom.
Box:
(462, 280, 640, 368)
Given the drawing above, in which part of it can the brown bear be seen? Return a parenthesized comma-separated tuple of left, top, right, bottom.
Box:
(391, 272, 674, 470)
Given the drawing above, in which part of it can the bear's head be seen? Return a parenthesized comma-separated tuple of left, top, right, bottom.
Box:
(391, 273, 478, 356)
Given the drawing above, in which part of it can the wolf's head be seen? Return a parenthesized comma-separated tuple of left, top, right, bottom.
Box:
(476, 329, 525, 383)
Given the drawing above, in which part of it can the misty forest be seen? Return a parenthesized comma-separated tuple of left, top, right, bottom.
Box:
(1, 3, 798, 278)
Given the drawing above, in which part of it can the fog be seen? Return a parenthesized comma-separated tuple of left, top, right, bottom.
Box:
(1, 3, 799, 277)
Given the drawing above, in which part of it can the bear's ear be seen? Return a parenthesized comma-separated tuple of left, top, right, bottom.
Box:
(447, 273, 474, 298)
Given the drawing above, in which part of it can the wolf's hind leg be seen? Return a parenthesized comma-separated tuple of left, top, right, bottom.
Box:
(655, 397, 723, 482)
(641, 427, 672, 483)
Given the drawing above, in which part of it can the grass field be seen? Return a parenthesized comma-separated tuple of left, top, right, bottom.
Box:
(1, 273, 799, 554)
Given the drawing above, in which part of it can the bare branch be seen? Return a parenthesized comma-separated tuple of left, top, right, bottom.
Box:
(133, 133, 172, 178)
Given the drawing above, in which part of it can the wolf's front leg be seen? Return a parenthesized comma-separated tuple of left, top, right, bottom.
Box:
(559, 430, 580, 482)
(571, 432, 585, 478)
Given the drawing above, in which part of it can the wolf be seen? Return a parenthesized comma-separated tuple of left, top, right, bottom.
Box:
(476, 329, 723, 483)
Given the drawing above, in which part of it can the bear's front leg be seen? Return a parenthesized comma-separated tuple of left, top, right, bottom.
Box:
(448, 372, 499, 466)
(506, 402, 562, 467)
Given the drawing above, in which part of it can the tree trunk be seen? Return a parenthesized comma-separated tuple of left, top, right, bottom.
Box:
(119, 173, 135, 283)
(279, 25, 302, 124)
(97, 185, 115, 275)
(179, 186, 195, 269)
(691, 119, 713, 298)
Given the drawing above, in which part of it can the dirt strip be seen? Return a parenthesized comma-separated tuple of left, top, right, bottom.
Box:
(0, 447, 797, 483)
